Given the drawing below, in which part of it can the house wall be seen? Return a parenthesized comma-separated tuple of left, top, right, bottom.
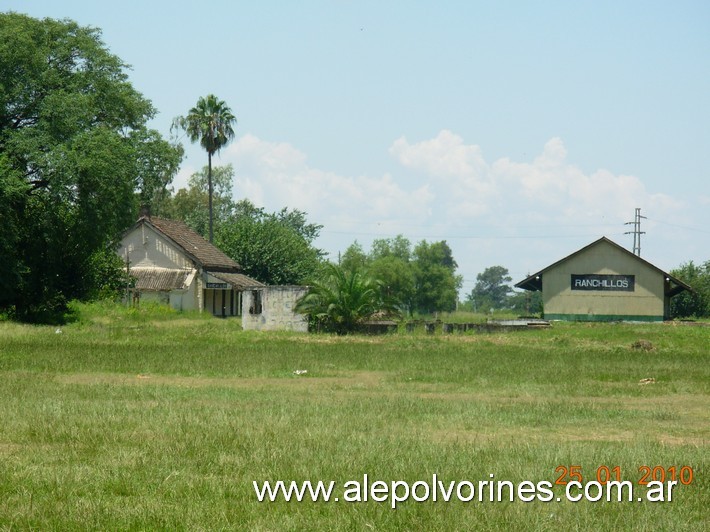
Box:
(242, 286, 308, 332)
(119, 225, 194, 270)
(120, 225, 203, 312)
(140, 291, 169, 305)
(184, 276, 199, 311)
(169, 290, 185, 310)
(543, 240, 665, 321)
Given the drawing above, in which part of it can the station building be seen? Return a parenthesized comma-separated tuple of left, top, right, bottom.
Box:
(118, 215, 308, 331)
(515, 237, 691, 322)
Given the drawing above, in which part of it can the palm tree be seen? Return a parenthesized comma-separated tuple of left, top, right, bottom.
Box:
(173, 95, 236, 242)
(295, 263, 400, 334)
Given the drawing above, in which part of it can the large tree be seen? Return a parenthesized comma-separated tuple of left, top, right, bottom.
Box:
(216, 200, 324, 285)
(468, 265, 513, 312)
(0, 13, 181, 321)
(411, 240, 462, 314)
(340, 236, 462, 315)
(173, 94, 236, 243)
(670, 260, 710, 318)
(368, 236, 415, 311)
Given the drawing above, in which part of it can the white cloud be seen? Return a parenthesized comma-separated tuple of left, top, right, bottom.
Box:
(389, 132, 682, 227)
(390, 129, 489, 180)
(390, 130, 496, 217)
(171, 129, 705, 289)
(220, 134, 434, 228)
(207, 130, 685, 243)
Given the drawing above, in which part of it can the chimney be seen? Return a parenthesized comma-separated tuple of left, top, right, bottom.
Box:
(139, 204, 151, 220)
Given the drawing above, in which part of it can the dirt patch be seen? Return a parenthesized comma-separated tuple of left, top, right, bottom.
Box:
(0, 442, 24, 455)
(631, 339, 654, 351)
(289, 335, 389, 345)
(54, 370, 389, 391)
(430, 424, 707, 447)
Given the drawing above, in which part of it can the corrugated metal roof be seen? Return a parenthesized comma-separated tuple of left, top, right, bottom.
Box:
(131, 268, 195, 291)
(210, 272, 264, 290)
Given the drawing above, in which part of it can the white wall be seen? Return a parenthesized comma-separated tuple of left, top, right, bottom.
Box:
(119, 224, 194, 270)
(242, 286, 308, 332)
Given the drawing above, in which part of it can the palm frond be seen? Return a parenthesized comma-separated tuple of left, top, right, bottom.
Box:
(295, 263, 401, 334)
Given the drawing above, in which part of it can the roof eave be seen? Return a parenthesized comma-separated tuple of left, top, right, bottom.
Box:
(515, 274, 543, 292)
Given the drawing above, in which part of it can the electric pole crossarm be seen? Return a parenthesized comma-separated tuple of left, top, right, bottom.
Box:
(624, 208, 646, 256)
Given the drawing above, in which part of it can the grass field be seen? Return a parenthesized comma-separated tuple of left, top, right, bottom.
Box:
(0, 302, 708, 530)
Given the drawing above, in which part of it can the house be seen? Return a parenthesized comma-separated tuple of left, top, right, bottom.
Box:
(119, 216, 263, 317)
(514, 237, 691, 321)
(118, 216, 310, 331)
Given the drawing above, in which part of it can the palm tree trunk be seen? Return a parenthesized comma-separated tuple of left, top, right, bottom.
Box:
(208, 151, 213, 243)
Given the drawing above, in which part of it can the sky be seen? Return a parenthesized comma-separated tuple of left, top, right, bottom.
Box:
(6, 1, 710, 296)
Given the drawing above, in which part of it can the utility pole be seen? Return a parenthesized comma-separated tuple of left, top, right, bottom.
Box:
(125, 249, 131, 307)
(624, 207, 646, 256)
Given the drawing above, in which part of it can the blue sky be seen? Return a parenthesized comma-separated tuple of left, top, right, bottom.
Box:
(7, 1, 710, 295)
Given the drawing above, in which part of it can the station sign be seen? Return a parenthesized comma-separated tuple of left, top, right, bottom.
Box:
(571, 274, 635, 292)
(203, 272, 230, 290)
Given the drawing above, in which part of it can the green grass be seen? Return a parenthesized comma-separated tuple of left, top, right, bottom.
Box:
(0, 303, 708, 530)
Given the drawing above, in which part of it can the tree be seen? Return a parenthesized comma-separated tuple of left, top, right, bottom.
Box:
(339, 236, 462, 315)
(295, 263, 400, 334)
(173, 94, 236, 243)
(216, 200, 324, 285)
(368, 236, 415, 311)
(340, 241, 368, 272)
(411, 240, 462, 314)
(0, 155, 25, 312)
(506, 290, 543, 316)
(368, 255, 415, 312)
(468, 266, 513, 312)
(670, 261, 710, 318)
(133, 128, 184, 212)
(158, 164, 236, 236)
(0, 13, 182, 321)
(370, 235, 412, 262)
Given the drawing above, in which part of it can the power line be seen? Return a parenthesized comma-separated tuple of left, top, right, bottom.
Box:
(645, 217, 710, 234)
(320, 230, 627, 240)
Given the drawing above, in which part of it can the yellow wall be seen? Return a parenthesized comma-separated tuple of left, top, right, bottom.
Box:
(543, 240, 665, 320)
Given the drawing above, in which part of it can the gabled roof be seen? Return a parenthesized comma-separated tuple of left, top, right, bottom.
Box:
(137, 216, 241, 272)
(515, 236, 692, 296)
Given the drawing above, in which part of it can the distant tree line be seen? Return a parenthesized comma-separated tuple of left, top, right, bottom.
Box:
(458, 266, 542, 315)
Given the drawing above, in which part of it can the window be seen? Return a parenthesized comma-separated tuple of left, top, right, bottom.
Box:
(249, 290, 263, 315)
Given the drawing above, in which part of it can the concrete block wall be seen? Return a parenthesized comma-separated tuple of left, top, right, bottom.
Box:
(242, 286, 309, 332)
